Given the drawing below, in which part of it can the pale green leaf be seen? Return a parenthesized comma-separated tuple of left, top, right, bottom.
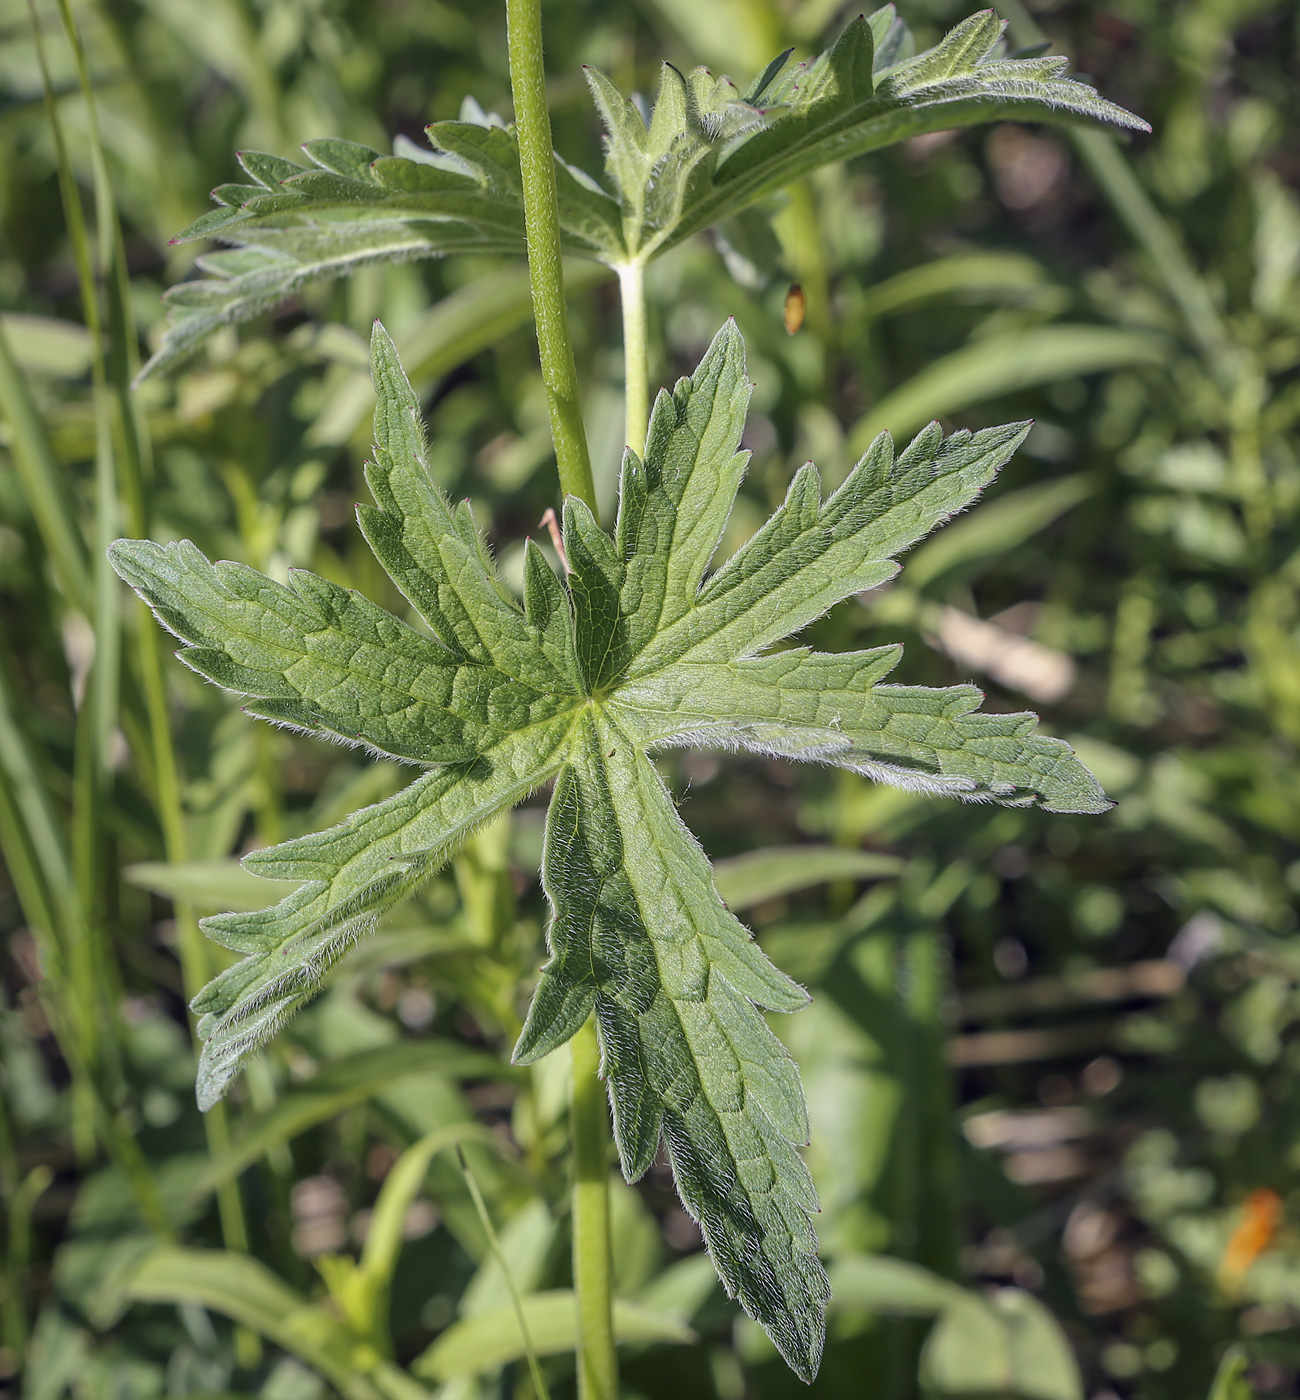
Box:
(855, 251, 1054, 321)
(124, 858, 298, 912)
(850, 325, 1168, 448)
(126, 1248, 354, 1392)
(919, 1287, 1083, 1400)
(633, 1252, 721, 1320)
(712, 845, 903, 910)
(186, 729, 571, 1109)
(827, 1255, 961, 1317)
(0, 313, 94, 378)
(345, 1124, 511, 1343)
(139, 124, 622, 378)
(615, 647, 1110, 813)
(588, 9, 1147, 259)
(413, 1289, 695, 1381)
(138, 223, 503, 381)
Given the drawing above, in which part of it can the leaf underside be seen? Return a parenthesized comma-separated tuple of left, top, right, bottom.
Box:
(140, 6, 1146, 376)
(110, 319, 1109, 1379)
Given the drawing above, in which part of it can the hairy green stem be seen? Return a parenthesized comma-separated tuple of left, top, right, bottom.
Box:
(618, 260, 650, 454)
(506, 4, 613, 1388)
(570, 1018, 616, 1400)
(506, 0, 596, 511)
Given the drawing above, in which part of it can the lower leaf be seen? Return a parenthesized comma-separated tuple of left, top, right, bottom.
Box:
(514, 711, 828, 1380)
(192, 715, 574, 1109)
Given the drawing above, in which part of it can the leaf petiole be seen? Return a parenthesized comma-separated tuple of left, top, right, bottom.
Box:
(617, 259, 650, 454)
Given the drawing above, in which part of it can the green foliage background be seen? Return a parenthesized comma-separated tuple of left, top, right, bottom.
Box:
(1, 0, 1299, 1397)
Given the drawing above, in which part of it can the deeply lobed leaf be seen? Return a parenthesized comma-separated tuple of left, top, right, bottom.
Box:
(141, 7, 1145, 374)
(139, 117, 620, 379)
(112, 317, 1109, 1374)
(563, 333, 1036, 686)
(361, 325, 580, 689)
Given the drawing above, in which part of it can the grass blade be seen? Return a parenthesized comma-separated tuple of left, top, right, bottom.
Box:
(850, 325, 1167, 448)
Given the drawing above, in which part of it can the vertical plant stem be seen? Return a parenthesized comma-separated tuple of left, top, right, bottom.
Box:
(506, 0, 596, 511)
(618, 260, 650, 454)
(506, 4, 614, 1390)
(570, 1018, 616, 1400)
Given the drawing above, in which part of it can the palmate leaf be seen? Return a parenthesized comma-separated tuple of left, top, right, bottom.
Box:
(141, 7, 1145, 376)
(110, 320, 1109, 1379)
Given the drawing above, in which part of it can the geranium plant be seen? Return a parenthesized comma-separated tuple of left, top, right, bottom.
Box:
(114, 3, 1141, 1391)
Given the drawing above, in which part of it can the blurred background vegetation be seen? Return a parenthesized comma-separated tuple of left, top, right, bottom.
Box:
(2, 0, 1300, 1396)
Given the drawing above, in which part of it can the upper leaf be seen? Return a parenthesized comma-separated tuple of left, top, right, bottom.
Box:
(140, 223, 498, 380)
(141, 7, 1145, 374)
(171, 129, 615, 254)
(588, 6, 1148, 258)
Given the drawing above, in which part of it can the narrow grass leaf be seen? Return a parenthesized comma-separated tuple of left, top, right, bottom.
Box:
(414, 1291, 695, 1381)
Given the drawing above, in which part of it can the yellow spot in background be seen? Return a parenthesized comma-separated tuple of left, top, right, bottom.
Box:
(1219, 1188, 1281, 1291)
